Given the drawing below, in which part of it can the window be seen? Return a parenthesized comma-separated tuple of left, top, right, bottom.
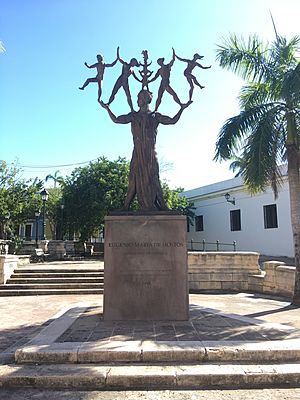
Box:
(230, 209, 241, 231)
(195, 215, 204, 232)
(264, 204, 278, 229)
(24, 223, 33, 240)
(186, 217, 190, 232)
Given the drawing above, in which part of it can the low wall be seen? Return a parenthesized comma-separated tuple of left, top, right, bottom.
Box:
(17, 255, 31, 266)
(188, 252, 296, 299)
(188, 252, 260, 292)
(248, 261, 295, 298)
(0, 255, 19, 284)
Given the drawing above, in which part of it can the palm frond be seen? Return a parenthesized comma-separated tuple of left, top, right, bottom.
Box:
(229, 156, 246, 177)
(239, 82, 276, 109)
(216, 34, 273, 83)
(242, 106, 285, 194)
(271, 36, 300, 70)
(282, 62, 300, 105)
(214, 103, 280, 161)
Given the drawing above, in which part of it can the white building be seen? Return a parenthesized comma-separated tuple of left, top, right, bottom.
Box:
(183, 167, 294, 257)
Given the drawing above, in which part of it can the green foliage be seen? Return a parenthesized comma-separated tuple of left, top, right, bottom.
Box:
(62, 157, 129, 240)
(161, 182, 194, 221)
(215, 33, 300, 194)
(45, 170, 64, 188)
(215, 32, 300, 302)
(45, 187, 63, 239)
(0, 161, 43, 239)
(61, 157, 192, 240)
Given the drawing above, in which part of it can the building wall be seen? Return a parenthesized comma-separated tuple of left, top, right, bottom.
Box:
(184, 175, 294, 258)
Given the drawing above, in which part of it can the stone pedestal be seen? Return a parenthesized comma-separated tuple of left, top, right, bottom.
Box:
(104, 214, 188, 321)
(48, 240, 66, 260)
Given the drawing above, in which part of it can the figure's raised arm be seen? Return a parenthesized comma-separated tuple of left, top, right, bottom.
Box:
(148, 69, 160, 83)
(174, 54, 189, 63)
(117, 46, 125, 65)
(132, 71, 142, 83)
(168, 48, 176, 67)
(106, 52, 118, 68)
(196, 62, 211, 69)
(156, 101, 192, 125)
(99, 101, 132, 124)
(85, 62, 98, 68)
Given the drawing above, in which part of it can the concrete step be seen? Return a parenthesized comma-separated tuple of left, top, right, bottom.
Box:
(6, 277, 104, 284)
(1, 362, 300, 390)
(2, 267, 105, 295)
(12, 272, 103, 278)
(0, 288, 103, 296)
(14, 269, 104, 274)
(0, 283, 104, 290)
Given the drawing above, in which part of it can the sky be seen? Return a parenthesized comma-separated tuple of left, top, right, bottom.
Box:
(1, 0, 299, 190)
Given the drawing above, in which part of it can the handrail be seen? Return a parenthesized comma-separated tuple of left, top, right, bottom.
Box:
(188, 239, 236, 252)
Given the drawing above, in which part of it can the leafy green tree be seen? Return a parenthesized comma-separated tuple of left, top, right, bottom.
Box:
(45, 187, 63, 239)
(62, 157, 193, 241)
(62, 157, 129, 240)
(0, 161, 43, 242)
(161, 182, 194, 221)
(214, 33, 300, 304)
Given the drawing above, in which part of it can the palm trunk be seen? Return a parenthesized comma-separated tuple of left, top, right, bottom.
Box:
(287, 144, 300, 305)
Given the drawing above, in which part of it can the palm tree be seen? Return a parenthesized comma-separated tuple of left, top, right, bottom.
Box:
(229, 155, 246, 177)
(45, 170, 64, 188)
(0, 41, 4, 53)
(214, 33, 300, 304)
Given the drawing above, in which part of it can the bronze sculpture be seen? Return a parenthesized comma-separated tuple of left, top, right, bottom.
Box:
(106, 48, 139, 112)
(100, 91, 191, 211)
(174, 51, 211, 100)
(79, 52, 118, 101)
(132, 50, 153, 91)
(149, 49, 182, 111)
(80, 48, 209, 211)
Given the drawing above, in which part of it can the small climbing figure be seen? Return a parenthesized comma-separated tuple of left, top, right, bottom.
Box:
(149, 48, 182, 111)
(79, 51, 118, 101)
(106, 47, 139, 111)
(174, 50, 211, 100)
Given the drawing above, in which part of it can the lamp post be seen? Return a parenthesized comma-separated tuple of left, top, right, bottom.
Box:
(40, 189, 49, 240)
(60, 202, 65, 240)
(4, 211, 10, 240)
(35, 211, 40, 248)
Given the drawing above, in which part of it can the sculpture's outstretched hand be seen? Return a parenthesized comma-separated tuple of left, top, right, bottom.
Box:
(181, 100, 193, 110)
(99, 100, 109, 109)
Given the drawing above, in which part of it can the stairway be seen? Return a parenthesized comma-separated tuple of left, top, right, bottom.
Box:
(0, 264, 104, 295)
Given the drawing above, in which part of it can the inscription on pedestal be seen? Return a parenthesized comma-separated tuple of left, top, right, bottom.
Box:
(103, 215, 189, 321)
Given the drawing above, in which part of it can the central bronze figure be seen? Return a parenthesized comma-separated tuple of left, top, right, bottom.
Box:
(101, 90, 191, 211)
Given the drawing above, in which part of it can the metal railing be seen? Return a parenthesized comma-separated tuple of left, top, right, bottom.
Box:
(187, 239, 236, 252)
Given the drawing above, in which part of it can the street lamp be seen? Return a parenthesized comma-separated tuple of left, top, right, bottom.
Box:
(60, 202, 65, 240)
(40, 189, 49, 240)
(224, 192, 236, 206)
(35, 211, 40, 248)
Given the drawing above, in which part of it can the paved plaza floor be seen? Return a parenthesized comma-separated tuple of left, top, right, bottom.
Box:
(1, 261, 300, 397)
(0, 290, 300, 364)
(0, 293, 300, 364)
